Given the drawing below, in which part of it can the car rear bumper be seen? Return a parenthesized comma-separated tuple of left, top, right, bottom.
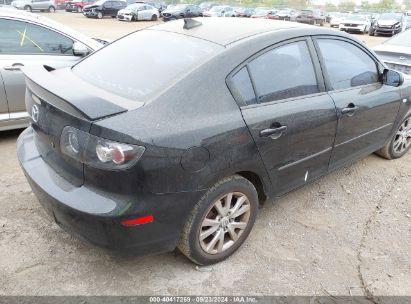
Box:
(17, 127, 204, 256)
(340, 26, 365, 32)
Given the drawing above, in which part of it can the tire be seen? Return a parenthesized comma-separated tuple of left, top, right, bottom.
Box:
(24, 5, 32, 12)
(151, 14, 157, 21)
(376, 114, 411, 159)
(48, 6, 55, 12)
(369, 30, 374, 36)
(97, 11, 103, 19)
(178, 175, 259, 265)
(77, 6, 82, 13)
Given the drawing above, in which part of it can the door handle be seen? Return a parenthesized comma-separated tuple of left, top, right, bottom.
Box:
(341, 103, 359, 116)
(260, 125, 288, 139)
(3, 63, 24, 71)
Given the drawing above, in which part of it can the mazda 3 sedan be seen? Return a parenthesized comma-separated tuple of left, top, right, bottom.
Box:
(17, 18, 411, 265)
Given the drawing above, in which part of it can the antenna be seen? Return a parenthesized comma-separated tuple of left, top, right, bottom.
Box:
(183, 18, 202, 30)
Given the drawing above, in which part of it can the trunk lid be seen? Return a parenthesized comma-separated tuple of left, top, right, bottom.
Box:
(23, 66, 131, 186)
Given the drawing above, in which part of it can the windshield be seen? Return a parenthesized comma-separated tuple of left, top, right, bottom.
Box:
(384, 30, 411, 47)
(210, 6, 222, 11)
(173, 4, 187, 10)
(379, 13, 402, 21)
(73, 30, 222, 101)
(92, 0, 105, 5)
(347, 14, 367, 21)
(125, 3, 142, 9)
(255, 9, 267, 14)
(301, 10, 313, 15)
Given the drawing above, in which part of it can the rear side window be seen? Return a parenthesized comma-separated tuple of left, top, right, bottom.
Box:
(73, 30, 222, 101)
(230, 67, 256, 106)
(248, 41, 319, 103)
(317, 39, 379, 90)
(0, 19, 74, 55)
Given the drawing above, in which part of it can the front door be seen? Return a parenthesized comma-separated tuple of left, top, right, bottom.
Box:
(229, 38, 338, 196)
(314, 37, 403, 170)
(0, 73, 9, 123)
(0, 18, 81, 117)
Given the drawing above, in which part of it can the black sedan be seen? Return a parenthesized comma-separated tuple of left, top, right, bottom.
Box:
(161, 4, 202, 21)
(18, 18, 411, 265)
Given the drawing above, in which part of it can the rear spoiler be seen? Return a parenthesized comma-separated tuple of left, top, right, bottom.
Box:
(23, 65, 128, 121)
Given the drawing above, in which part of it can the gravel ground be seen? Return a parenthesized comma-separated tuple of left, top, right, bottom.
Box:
(0, 12, 409, 297)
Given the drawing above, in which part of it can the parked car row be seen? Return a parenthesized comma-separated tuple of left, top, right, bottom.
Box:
(329, 11, 410, 36)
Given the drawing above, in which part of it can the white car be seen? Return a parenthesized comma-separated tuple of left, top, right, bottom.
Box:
(339, 14, 371, 34)
(330, 12, 347, 27)
(0, 8, 104, 131)
(117, 3, 159, 21)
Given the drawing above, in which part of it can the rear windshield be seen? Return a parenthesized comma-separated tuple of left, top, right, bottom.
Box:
(73, 30, 222, 101)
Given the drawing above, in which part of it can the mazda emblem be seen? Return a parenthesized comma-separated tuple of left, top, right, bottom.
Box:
(399, 56, 406, 61)
(31, 104, 40, 123)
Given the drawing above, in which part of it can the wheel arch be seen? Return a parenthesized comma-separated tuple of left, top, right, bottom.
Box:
(235, 171, 268, 205)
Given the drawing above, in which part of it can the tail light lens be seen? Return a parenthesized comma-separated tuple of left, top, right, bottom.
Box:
(60, 126, 145, 170)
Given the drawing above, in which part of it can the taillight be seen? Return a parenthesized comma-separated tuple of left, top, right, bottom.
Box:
(60, 126, 145, 170)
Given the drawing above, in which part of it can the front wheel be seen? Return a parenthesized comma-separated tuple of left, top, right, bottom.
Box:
(77, 6, 82, 13)
(48, 6, 55, 12)
(178, 175, 258, 265)
(24, 5, 32, 12)
(97, 11, 103, 19)
(151, 14, 157, 21)
(376, 115, 411, 159)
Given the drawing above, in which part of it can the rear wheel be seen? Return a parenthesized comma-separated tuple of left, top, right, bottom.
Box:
(77, 6, 82, 13)
(24, 5, 32, 12)
(48, 6, 55, 12)
(376, 115, 411, 159)
(178, 175, 258, 265)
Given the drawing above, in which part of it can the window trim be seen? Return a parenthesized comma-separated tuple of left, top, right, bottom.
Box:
(226, 37, 327, 109)
(311, 35, 384, 93)
(0, 17, 84, 56)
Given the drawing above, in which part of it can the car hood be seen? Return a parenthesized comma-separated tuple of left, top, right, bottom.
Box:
(84, 4, 99, 9)
(162, 9, 183, 14)
(377, 19, 399, 26)
(22, 66, 142, 121)
(118, 8, 133, 14)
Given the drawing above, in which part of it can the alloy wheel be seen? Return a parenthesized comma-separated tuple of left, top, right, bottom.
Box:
(393, 117, 411, 154)
(199, 192, 251, 255)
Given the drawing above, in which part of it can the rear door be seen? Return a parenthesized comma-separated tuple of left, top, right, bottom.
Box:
(229, 38, 338, 196)
(313, 37, 402, 170)
(0, 18, 82, 118)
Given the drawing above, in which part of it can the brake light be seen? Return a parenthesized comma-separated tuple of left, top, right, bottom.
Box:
(60, 126, 145, 170)
(121, 215, 154, 227)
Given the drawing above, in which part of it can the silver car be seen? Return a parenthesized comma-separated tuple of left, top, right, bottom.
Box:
(11, 0, 56, 12)
(0, 8, 103, 131)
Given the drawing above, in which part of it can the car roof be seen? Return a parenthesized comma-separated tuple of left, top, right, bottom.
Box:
(151, 17, 318, 46)
(0, 8, 103, 49)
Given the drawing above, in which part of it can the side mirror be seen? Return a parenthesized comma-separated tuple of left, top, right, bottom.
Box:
(383, 69, 403, 87)
(72, 42, 89, 57)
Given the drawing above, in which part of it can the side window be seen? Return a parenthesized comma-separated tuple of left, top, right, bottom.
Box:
(230, 67, 256, 106)
(248, 41, 319, 103)
(317, 39, 379, 90)
(0, 19, 74, 55)
(104, 1, 112, 8)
